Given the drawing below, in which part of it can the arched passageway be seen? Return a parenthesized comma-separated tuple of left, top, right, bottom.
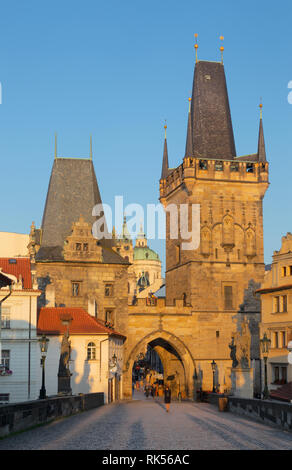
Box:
(123, 331, 196, 400)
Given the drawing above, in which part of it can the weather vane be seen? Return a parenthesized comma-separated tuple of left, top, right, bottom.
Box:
(164, 119, 167, 139)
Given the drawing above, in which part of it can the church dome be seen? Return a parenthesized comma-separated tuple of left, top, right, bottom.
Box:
(133, 246, 161, 261)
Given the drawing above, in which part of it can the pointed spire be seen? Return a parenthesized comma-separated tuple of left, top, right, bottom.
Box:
(121, 215, 131, 240)
(258, 101, 266, 162)
(184, 97, 193, 158)
(161, 122, 169, 179)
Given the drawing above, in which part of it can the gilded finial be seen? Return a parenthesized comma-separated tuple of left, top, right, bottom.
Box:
(54, 133, 57, 159)
(194, 33, 198, 63)
(220, 35, 224, 64)
(188, 97, 192, 113)
(259, 98, 263, 119)
(90, 135, 93, 160)
(164, 120, 167, 139)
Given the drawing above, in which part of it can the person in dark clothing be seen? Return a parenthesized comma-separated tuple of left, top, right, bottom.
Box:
(164, 385, 171, 412)
(151, 384, 155, 399)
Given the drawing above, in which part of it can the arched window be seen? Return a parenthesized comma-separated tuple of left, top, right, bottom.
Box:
(87, 342, 96, 360)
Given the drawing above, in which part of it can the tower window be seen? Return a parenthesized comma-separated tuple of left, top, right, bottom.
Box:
(199, 160, 208, 170)
(215, 161, 223, 171)
(75, 243, 82, 251)
(224, 286, 233, 310)
(72, 282, 81, 297)
(105, 283, 113, 297)
(83, 243, 88, 251)
(246, 163, 254, 173)
(230, 162, 239, 172)
(105, 309, 114, 326)
(282, 266, 287, 277)
(216, 331, 220, 338)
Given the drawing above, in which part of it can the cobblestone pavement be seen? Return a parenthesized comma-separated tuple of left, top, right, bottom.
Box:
(1, 391, 292, 450)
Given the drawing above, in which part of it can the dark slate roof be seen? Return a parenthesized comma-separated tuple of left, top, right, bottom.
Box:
(36, 157, 127, 265)
(191, 61, 236, 160)
(40, 158, 103, 248)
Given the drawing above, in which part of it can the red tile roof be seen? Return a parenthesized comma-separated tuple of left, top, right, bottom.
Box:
(37, 307, 126, 339)
(270, 382, 292, 402)
(0, 257, 32, 289)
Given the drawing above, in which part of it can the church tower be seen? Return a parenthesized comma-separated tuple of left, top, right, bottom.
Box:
(159, 47, 269, 391)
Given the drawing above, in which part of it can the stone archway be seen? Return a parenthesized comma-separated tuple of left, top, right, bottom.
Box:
(122, 330, 196, 400)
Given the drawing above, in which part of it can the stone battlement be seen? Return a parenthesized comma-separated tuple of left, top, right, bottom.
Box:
(160, 157, 269, 198)
(128, 297, 192, 314)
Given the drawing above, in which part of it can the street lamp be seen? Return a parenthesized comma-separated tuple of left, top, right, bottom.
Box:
(39, 335, 49, 399)
(260, 332, 271, 400)
(211, 360, 217, 393)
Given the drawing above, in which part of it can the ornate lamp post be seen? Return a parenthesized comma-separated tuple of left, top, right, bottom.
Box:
(211, 360, 217, 393)
(39, 335, 49, 399)
(260, 332, 271, 400)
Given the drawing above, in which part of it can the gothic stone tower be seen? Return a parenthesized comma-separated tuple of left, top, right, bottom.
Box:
(159, 59, 269, 393)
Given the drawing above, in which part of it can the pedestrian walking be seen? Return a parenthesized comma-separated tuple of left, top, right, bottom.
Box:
(151, 384, 155, 399)
(155, 383, 159, 397)
(164, 384, 171, 412)
(145, 385, 150, 398)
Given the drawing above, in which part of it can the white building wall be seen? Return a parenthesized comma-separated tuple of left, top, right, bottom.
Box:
(0, 232, 29, 257)
(40, 334, 124, 404)
(0, 292, 40, 403)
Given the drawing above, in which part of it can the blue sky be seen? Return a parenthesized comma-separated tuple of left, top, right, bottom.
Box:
(0, 0, 291, 272)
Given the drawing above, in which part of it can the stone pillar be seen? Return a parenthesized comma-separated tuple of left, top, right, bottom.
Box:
(122, 367, 133, 400)
(231, 367, 254, 399)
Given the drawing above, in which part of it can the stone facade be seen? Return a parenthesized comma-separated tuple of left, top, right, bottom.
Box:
(258, 233, 292, 393)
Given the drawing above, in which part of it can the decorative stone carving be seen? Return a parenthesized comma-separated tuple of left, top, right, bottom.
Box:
(233, 321, 251, 369)
(63, 215, 102, 262)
